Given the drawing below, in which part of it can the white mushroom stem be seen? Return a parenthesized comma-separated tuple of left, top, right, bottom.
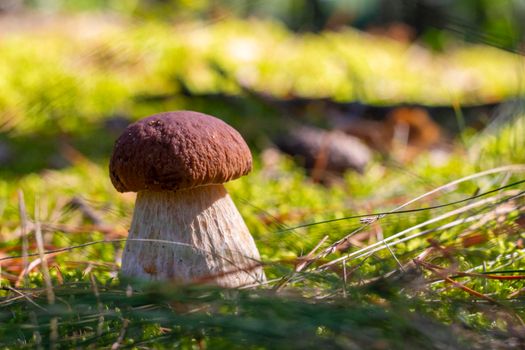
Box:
(121, 184, 266, 287)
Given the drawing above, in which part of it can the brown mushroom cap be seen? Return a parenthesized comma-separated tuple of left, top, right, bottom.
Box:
(109, 111, 252, 192)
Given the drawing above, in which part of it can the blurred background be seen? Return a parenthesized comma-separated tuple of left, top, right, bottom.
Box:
(0, 0, 524, 180)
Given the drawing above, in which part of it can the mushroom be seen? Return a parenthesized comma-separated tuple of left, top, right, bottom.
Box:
(109, 111, 265, 287)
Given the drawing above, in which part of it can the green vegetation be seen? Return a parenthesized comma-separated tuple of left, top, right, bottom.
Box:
(0, 17, 522, 138)
(0, 11, 525, 349)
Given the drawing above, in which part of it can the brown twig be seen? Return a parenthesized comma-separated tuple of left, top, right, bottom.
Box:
(421, 259, 525, 281)
(274, 235, 329, 291)
(295, 235, 329, 272)
(414, 258, 498, 304)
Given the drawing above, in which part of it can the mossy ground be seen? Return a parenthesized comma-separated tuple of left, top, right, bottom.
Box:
(0, 13, 524, 349)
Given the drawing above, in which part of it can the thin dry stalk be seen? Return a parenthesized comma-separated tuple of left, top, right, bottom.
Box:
(387, 165, 525, 214)
(89, 273, 104, 337)
(384, 241, 404, 271)
(192, 261, 265, 286)
(293, 166, 525, 273)
(1, 237, 260, 267)
(0, 239, 127, 263)
(274, 235, 329, 291)
(15, 253, 60, 288)
(34, 200, 58, 349)
(425, 260, 525, 287)
(320, 191, 522, 270)
(0, 293, 27, 305)
(509, 288, 525, 298)
(17, 190, 29, 287)
(29, 311, 43, 350)
(295, 235, 329, 271)
(3, 285, 47, 311)
(240, 277, 282, 289)
(111, 319, 130, 350)
(34, 223, 55, 304)
(467, 250, 525, 274)
(342, 258, 347, 298)
(51, 265, 64, 285)
(443, 268, 525, 281)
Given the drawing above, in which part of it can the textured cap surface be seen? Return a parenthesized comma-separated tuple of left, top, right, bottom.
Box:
(109, 111, 252, 192)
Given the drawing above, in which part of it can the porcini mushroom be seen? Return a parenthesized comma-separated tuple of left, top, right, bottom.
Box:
(109, 111, 265, 287)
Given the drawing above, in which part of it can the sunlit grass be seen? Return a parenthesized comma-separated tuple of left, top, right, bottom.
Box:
(1, 13, 525, 350)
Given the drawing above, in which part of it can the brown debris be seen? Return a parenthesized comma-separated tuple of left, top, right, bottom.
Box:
(343, 106, 443, 162)
(274, 125, 372, 180)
